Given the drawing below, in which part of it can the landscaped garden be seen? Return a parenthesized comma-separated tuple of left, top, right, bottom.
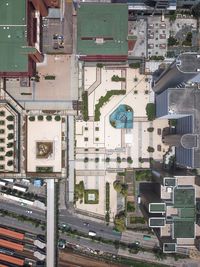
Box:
(84, 189, 99, 204)
(135, 170, 152, 181)
(95, 90, 126, 121)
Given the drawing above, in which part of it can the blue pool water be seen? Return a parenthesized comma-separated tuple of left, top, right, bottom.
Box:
(110, 104, 133, 129)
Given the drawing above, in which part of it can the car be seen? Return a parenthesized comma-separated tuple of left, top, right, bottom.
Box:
(26, 210, 32, 214)
(135, 241, 140, 245)
(137, 195, 141, 204)
(83, 222, 89, 227)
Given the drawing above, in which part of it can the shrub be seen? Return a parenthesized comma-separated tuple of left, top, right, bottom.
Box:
(6, 150, 13, 157)
(135, 170, 152, 181)
(6, 116, 14, 121)
(127, 157, 133, 164)
(145, 103, 156, 121)
(0, 111, 5, 116)
(145, 90, 149, 94)
(7, 142, 13, 148)
(84, 157, 89, 163)
(111, 75, 126, 82)
(7, 133, 14, 140)
(0, 121, 5, 125)
(95, 90, 126, 121)
(117, 157, 121, 163)
(7, 124, 14, 130)
(127, 201, 135, 212)
(44, 75, 56, 80)
(7, 160, 13, 166)
(138, 157, 144, 163)
(134, 90, 138, 94)
(147, 127, 154, 132)
(169, 119, 177, 127)
(105, 157, 110, 163)
(55, 115, 61, 121)
(0, 129, 4, 134)
(147, 146, 154, 153)
(129, 62, 140, 69)
(134, 77, 138, 82)
(96, 63, 104, 68)
(29, 116, 35, 121)
(168, 36, 179, 46)
(38, 115, 43, 121)
(46, 115, 52, 121)
(95, 157, 99, 163)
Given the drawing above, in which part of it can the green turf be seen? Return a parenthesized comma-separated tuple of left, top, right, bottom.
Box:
(77, 3, 128, 55)
(0, 0, 31, 72)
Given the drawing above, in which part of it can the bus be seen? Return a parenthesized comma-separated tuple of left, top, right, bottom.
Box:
(12, 185, 27, 193)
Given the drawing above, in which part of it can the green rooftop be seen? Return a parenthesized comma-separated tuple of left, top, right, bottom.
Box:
(172, 186, 195, 239)
(77, 3, 128, 56)
(149, 203, 166, 213)
(0, 0, 30, 72)
(149, 218, 165, 227)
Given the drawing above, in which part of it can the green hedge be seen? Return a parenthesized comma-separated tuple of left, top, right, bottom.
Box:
(95, 90, 126, 121)
(82, 91, 89, 121)
(84, 189, 99, 204)
(44, 75, 56, 80)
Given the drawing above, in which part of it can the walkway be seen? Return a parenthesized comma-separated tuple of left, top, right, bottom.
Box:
(46, 179, 55, 267)
(87, 67, 101, 95)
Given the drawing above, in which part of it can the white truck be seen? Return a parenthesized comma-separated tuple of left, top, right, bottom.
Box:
(88, 231, 96, 237)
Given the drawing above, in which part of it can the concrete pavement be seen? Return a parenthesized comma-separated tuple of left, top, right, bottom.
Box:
(46, 179, 55, 267)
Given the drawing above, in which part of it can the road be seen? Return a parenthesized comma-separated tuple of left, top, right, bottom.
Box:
(0, 200, 158, 247)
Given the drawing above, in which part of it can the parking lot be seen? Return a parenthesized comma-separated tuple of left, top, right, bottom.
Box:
(43, 3, 73, 54)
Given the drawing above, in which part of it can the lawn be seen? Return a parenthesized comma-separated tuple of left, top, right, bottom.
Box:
(130, 216, 145, 224)
(84, 189, 99, 204)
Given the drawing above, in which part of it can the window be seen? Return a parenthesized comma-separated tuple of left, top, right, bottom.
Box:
(95, 148, 99, 151)
(84, 148, 88, 151)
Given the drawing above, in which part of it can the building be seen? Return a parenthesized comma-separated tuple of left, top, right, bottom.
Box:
(0, 0, 53, 78)
(112, 0, 176, 11)
(177, 0, 198, 8)
(156, 87, 200, 168)
(77, 3, 128, 62)
(140, 173, 200, 253)
(153, 53, 200, 94)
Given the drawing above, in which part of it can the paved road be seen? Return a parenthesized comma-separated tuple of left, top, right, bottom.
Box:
(0, 200, 159, 247)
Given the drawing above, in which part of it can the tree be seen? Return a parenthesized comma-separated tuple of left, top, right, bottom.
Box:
(117, 157, 121, 163)
(38, 115, 43, 121)
(147, 127, 154, 132)
(7, 124, 14, 130)
(6, 150, 13, 157)
(6, 115, 14, 121)
(105, 157, 110, 162)
(129, 62, 140, 69)
(169, 11, 176, 22)
(7, 133, 14, 140)
(147, 146, 154, 153)
(114, 212, 126, 232)
(127, 157, 133, 164)
(192, 3, 200, 18)
(55, 115, 61, 121)
(46, 115, 52, 121)
(29, 116, 35, 121)
(145, 103, 156, 121)
(168, 36, 178, 46)
(113, 181, 128, 196)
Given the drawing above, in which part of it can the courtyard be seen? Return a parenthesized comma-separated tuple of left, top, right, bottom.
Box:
(75, 65, 169, 218)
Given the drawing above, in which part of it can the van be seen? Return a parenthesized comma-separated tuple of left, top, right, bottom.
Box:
(88, 231, 96, 237)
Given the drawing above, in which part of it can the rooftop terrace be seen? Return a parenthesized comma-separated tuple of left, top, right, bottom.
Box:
(77, 3, 128, 56)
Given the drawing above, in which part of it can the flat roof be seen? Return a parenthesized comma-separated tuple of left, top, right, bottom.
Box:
(149, 218, 165, 227)
(0, 0, 30, 72)
(77, 3, 128, 56)
(174, 187, 195, 208)
(176, 53, 200, 73)
(173, 186, 195, 239)
(149, 203, 166, 213)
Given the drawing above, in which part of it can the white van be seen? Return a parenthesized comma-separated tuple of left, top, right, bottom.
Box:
(88, 231, 96, 237)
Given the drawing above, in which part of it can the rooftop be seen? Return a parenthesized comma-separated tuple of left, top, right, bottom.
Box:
(149, 203, 166, 213)
(77, 3, 128, 56)
(0, 0, 33, 72)
(176, 53, 200, 73)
